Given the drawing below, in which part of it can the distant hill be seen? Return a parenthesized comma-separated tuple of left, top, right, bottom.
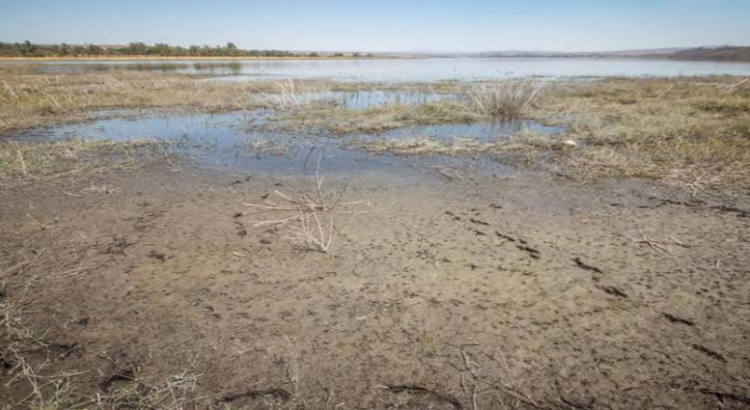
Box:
(410, 47, 750, 62)
(668, 47, 750, 62)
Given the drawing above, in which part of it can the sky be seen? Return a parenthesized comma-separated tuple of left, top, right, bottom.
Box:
(1, 0, 749, 52)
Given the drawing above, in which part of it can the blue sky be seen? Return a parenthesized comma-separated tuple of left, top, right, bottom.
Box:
(1, 0, 749, 52)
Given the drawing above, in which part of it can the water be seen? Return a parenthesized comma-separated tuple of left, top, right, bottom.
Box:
(13, 110, 562, 178)
(4, 58, 750, 81)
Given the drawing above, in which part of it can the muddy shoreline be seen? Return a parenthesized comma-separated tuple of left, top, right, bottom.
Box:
(2, 162, 749, 409)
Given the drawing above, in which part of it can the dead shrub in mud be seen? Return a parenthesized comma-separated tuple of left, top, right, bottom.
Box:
(244, 154, 372, 253)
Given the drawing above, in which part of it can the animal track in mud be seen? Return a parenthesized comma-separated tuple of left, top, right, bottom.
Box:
(102, 235, 136, 256)
(573, 257, 604, 274)
(384, 384, 462, 410)
(469, 217, 490, 226)
(148, 250, 172, 262)
(235, 221, 248, 237)
(99, 364, 146, 394)
(127, 209, 166, 233)
(596, 285, 628, 298)
(663, 313, 695, 326)
(218, 388, 292, 407)
(692, 344, 727, 362)
(516, 245, 541, 260)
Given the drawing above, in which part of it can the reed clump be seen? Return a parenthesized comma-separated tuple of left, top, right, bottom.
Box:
(462, 78, 550, 119)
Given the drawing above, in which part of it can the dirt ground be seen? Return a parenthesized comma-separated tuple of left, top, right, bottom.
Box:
(1, 164, 749, 409)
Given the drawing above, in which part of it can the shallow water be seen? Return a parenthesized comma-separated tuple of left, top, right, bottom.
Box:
(15, 110, 562, 178)
(4, 58, 750, 81)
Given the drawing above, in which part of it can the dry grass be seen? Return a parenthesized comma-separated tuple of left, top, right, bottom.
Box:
(528, 77, 750, 188)
(0, 249, 204, 410)
(0, 69, 377, 131)
(262, 78, 547, 134)
(0, 70, 250, 130)
(271, 100, 482, 135)
(250, 78, 337, 110)
(239, 139, 295, 157)
(0, 138, 167, 184)
(3, 69, 749, 188)
(462, 78, 550, 119)
(0, 69, 463, 133)
(355, 136, 493, 156)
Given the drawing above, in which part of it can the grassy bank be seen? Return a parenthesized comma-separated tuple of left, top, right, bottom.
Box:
(0, 70, 266, 131)
(532, 77, 750, 188)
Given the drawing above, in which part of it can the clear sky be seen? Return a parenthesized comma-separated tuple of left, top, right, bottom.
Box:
(1, 0, 749, 52)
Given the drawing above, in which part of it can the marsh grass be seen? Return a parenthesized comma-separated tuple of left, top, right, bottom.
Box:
(528, 77, 750, 187)
(263, 78, 547, 134)
(239, 138, 296, 157)
(250, 78, 337, 110)
(0, 70, 373, 131)
(355, 136, 493, 156)
(0, 138, 167, 183)
(3, 69, 749, 188)
(462, 78, 550, 119)
(272, 100, 482, 134)
(0, 71, 264, 131)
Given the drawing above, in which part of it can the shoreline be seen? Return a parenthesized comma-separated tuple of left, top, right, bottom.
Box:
(0, 55, 397, 62)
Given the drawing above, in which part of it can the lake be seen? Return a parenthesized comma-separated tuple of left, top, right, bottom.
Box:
(3, 58, 750, 81)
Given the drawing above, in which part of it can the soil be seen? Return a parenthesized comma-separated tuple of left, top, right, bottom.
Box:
(1, 165, 749, 409)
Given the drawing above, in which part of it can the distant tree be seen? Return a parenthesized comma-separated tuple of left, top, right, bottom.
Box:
(0, 40, 306, 58)
(87, 44, 105, 55)
(127, 42, 148, 55)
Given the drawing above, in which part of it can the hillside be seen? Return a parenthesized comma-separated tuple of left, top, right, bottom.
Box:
(670, 46, 750, 62)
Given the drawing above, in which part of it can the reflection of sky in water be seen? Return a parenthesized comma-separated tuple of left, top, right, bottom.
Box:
(12, 105, 563, 179)
(4, 58, 750, 81)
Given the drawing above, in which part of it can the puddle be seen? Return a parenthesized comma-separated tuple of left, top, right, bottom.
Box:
(12, 109, 563, 180)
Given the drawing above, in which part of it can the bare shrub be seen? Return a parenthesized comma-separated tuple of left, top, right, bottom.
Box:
(244, 154, 371, 253)
(462, 78, 549, 119)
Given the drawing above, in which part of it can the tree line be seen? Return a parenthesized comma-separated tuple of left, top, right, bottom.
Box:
(0, 41, 368, 58)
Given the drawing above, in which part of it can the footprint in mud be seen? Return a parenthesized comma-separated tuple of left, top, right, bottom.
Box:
(99, 365, 152, 405)
(383, 385, 462, 410)
(1, 351, 16, 374)
(218, 388, 292, 409)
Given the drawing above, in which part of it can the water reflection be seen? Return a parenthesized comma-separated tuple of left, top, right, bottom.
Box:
(4, 58, 750, 81)
(13, 109, 562, 177)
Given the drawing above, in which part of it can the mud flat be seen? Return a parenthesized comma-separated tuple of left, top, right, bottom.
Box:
(1, 72, 750, 409)
(2, 158, 749, 409)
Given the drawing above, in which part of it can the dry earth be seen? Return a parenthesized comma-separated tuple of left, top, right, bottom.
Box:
(1, 165, 750, 409)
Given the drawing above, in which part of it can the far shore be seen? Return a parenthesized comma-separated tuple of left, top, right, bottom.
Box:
(0, 55, 398, 62)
